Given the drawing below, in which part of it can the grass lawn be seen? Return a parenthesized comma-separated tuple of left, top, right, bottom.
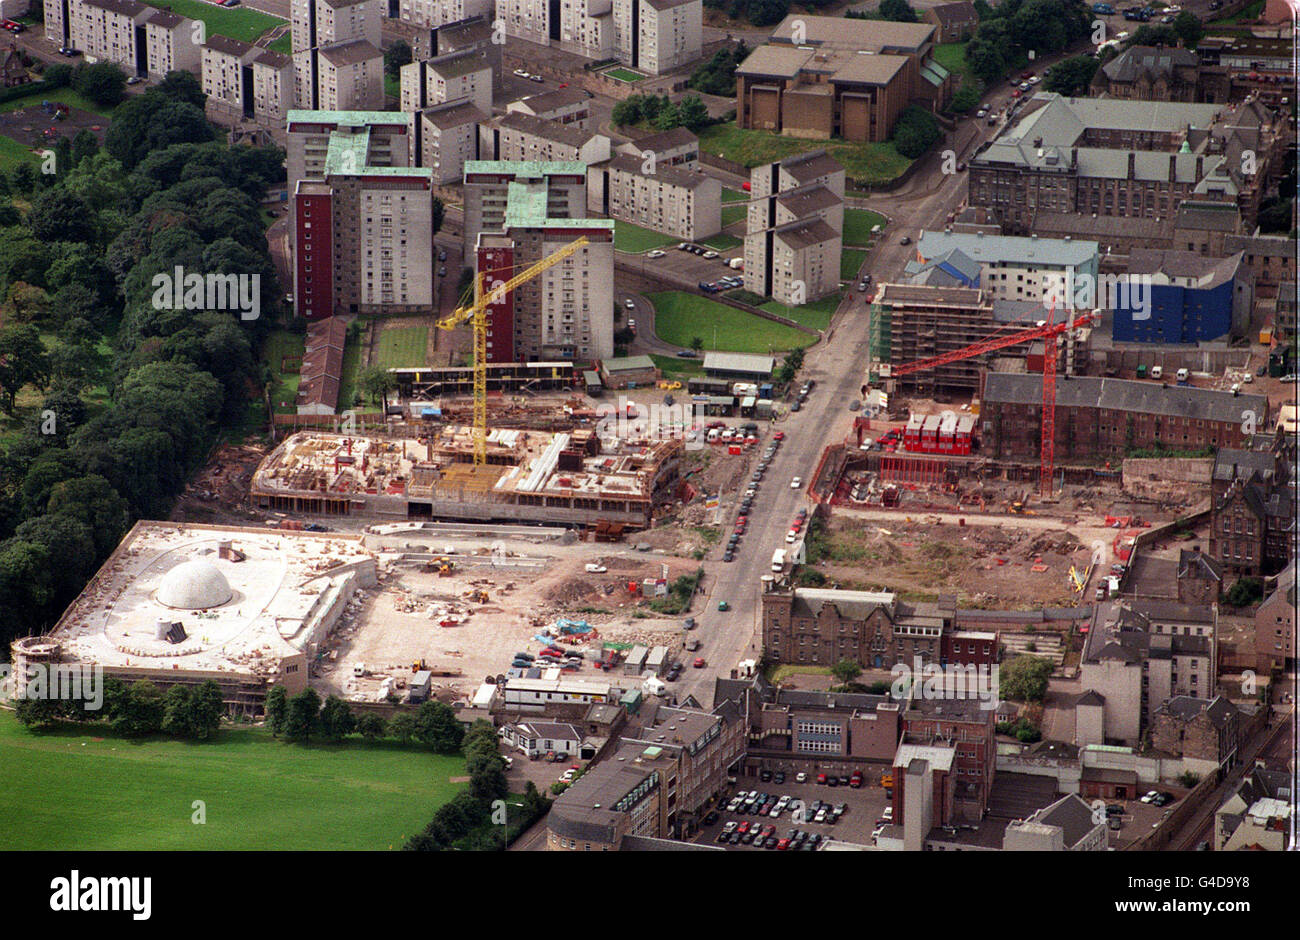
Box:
(263, 329, 305, 414)
(649, 352, 705, 379)
(268, 34, 292, 55)
(0, 87, 117, 117)
(384, 74, 400, 100)
(338, 326, 365, 412)
(614, 219, 678, 253)
(768, 664, 832, 684)
(144, 0, 285, 43)
(759, 291, 841, 331)
(702, 232, 742, 251)
(722, 187, 748, 203)
(721, 203, 747, 227)
(933, 42, 978, 89)
(0, 133, 40, 172)
(374, 324, 429, 370)
(843, 208, 887, 247)
(604, 67, 645, 82)
(648, 290, 813, 355)
(0, 712, 465, 850)
(841, 248, 868, 281)
(697, 123, 913, 186)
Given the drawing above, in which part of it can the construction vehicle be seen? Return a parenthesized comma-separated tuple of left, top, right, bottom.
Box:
(880, 772, 894, 788)
(889, 304, 1097, 496)
(435, 235, 589, 465)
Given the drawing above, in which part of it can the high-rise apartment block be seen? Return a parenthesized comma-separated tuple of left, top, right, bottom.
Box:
(50, 0, 192, 78)
(462, 160, 588, 259)
(390, 0, 494, 32)
(290, 111, 434, 319)
(202, 37, 295, 123)
(465, 161, 613, 363)
(494, 0, 701, 74)
(611, 0, 701, 75)
(743, 151, 845, 306)
(293, 0, 383, 111)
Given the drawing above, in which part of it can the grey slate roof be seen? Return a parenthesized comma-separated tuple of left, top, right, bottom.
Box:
(1178, 548, 1223, 583)
(983, 373, 1268, 426)
(1027, 794, 1100, 848)
(917, 230, 1098, 268)
(1101, 45, 1198, 83)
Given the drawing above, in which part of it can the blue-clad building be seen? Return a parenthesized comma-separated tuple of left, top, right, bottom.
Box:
(1113, 249, 1251, 344)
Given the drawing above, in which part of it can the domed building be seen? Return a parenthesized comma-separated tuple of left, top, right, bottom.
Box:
(156, 559, 233, 610)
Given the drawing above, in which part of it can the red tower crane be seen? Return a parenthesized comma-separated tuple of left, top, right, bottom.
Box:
(888, 308, 1098, 497)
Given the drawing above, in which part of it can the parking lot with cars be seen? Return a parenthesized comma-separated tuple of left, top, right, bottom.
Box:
(692, 771, 892, 849)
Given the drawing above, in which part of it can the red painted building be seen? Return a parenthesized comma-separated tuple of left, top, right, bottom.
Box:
(294, 182, 335, 321)
(477, 239, 516, 363)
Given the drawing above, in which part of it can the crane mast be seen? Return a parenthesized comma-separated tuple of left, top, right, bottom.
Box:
(436, 236, 589, 465)
(886, 307, 1096, 497)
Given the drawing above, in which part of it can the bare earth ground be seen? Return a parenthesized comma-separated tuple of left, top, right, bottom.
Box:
(314, 547, 706, 701)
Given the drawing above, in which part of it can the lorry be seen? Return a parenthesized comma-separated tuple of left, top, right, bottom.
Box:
(771, 548, 786, 572)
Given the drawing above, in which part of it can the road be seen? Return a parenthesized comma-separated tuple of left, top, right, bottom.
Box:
(671, 145, 973, 706)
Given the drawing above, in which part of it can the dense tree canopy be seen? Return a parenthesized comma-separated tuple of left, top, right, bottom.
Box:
(0, 72, 285, 649)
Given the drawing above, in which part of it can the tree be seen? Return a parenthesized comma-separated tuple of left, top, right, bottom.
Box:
(432, 196, 444, 236)
(1226, 577, 1263, 608)
(948, 85, 981, 114)
(999, 654, 1054, 702)
(0, 324, 52, 415)
(879, 0, 918, 21)
(318, 695, 356, 741)
(359, 366, 397, 405)
(357, 713, 387, 742)
(110, 680, 166, 736)
(611, 97, 643, 127)
(690, 336, 704, 352)
(189, 681, 223, 739)
(72, 62, 128, 108)
(384, 40, 412, 78)
(415, 700, 464, 752)
(265, 685, 288, 736)
(1045, 55, 1101, 97)
(26, 189, 97, 244)
(892, 106, 941, 159)
(1172, 10, 1203, 47)
(285, 687, 321, 742)
(653, 100, 681, 131)
(676, 95, 710, 131)
(831, 659, 862, 684)
(389, 711, 417, 745)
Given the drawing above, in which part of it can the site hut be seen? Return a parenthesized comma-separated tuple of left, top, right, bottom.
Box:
(623, 645, 649, 676)
(583, 369, 604, 397)
(702, 352, 775, 385)
(598, 355, 659, 390)
(408, 669, 434, 703)
(644, 645, 668, 677)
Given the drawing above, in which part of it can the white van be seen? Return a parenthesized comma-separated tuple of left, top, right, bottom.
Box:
(1176, 368, 1190, 383)
(707, 428, 720, 443)
(1150, 365, 1163, 380)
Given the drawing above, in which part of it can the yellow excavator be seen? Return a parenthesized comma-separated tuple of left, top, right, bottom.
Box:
(435, 236, 589, 465)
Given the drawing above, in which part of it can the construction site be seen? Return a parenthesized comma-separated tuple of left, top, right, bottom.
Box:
(250, 426, 684, 530)
(309, 521, 709, 703)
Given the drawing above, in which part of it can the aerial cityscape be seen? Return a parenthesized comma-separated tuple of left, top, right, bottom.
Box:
(0, 0, 1296, 879)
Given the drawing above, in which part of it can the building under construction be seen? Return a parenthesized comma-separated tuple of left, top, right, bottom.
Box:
(251, 427, 683, 528)
(870, 284, 1091, 395)
(10, 522, 377, 714)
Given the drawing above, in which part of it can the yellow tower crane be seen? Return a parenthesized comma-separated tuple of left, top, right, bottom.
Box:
(435, 235, 589, 465)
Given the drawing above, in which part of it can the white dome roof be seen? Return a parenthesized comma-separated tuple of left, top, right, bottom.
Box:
(156, 559, 232, 610)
